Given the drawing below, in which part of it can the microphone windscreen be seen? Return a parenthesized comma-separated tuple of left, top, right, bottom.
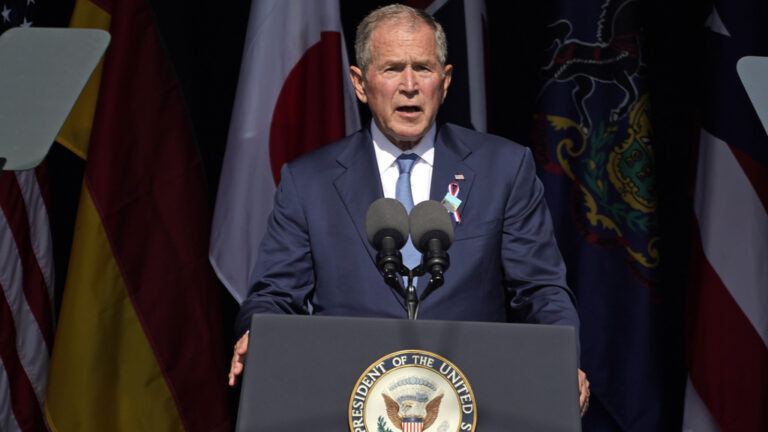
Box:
(365, 198, 409, 250)
(409, 200, 454, 252)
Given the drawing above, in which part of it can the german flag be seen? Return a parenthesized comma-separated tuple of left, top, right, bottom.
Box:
(45, 0, 229, 430)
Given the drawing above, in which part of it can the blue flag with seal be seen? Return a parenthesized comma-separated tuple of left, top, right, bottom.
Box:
(532, 0, 664, 429)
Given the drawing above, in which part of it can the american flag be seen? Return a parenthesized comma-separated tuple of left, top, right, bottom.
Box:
(0, 1, 56, 431)
(683, 1, 768, 431)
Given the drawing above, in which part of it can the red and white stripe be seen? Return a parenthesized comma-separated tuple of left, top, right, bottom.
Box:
(0, 168, 54, 432)
(683, 129, 768, 431)
(402, 419, 423, 432)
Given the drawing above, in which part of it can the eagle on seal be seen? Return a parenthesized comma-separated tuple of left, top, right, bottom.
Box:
(382, 393, 444, 431)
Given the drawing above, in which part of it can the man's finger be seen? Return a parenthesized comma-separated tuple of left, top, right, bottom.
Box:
(228, 355, 244, 387)
(228, 356, 238, 387)
(577, 369, 589, 417)
(228, 334, 250, 387)
(230, 353, 241, 370)
(235, 333, 249, 354)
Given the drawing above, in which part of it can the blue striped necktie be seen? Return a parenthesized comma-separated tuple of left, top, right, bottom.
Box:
(395, 153, 420, 273)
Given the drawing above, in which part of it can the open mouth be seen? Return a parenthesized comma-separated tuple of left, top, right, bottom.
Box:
(396, 106, 422, 114)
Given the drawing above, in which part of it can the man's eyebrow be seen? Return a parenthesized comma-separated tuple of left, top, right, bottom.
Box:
(378, 60, 405, 68)
(380, 58, 436, 66)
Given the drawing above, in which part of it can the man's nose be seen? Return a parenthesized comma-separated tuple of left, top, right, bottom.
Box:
(399, 68, 418, 95)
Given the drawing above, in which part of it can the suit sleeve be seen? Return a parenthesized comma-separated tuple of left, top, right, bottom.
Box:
(502, 148, 580, 332)
(235, 164, 315, 336)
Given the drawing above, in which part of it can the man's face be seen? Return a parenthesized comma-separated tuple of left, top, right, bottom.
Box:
(350, 20, 452, 150)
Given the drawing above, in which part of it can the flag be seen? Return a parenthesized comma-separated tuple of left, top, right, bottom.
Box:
(0, 171, 54, 432)
(420, 0, 488, 132)
(44, 0, 230, 430)
(683, 2, 768, 431)
(0, 2, 56, 430)
(532, 0, 665, 429)
(210, 0, 360, 303)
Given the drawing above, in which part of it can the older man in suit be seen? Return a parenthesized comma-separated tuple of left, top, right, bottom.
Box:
(228, 4, 590, 416)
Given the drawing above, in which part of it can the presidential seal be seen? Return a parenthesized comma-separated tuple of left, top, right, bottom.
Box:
(349, 350, 477, 432)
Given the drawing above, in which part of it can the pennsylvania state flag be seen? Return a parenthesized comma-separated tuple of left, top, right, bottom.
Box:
(532, 0, 664, 430)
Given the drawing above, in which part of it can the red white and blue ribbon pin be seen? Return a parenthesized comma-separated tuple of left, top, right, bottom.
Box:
(441, 182, 462, 223)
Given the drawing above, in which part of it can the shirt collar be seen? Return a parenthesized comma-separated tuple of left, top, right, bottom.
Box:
(371, 120, 435, 174)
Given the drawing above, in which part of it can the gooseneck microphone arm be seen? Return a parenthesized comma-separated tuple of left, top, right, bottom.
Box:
(409, 200, 454, 305)
(419, 237, 450, 301)
(377, 237, 404, 287)
(378, 237, 407, 300)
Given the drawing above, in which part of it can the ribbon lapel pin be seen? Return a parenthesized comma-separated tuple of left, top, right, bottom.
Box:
(441, 181, 462, 223)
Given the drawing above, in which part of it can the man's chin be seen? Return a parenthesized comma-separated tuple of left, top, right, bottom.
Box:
(390, 126, 429, 141)
(377, 120, 431, 149)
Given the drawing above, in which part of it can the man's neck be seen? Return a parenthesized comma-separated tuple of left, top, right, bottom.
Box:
(393, 139, 419, 151)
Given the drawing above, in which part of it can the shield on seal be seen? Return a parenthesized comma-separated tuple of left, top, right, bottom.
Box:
(402, 417, 423, 432)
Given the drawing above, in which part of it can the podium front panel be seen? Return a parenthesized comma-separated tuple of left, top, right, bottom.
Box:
(237, 314, 580, 432)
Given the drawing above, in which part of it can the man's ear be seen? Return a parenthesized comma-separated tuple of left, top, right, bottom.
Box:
(349, 65, 368, 104)
(440, 64, 453, 103)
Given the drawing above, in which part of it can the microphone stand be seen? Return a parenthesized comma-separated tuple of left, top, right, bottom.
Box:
(383, 264, 421, 320)
(378, 250, 449, 320)
(398, 263, 446, 320)
(403, 268, 419, 320)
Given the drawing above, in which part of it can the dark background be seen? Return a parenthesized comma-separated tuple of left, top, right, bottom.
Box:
(33, 0, 709, 429)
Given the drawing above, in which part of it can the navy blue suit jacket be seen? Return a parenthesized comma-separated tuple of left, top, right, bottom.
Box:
(236, 124, 579, 337)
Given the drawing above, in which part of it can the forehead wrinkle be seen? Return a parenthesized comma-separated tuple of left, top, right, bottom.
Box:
(370, 22, 438, 66)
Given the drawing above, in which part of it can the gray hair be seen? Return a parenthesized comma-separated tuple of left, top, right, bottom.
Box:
(354, 4, 448, 77)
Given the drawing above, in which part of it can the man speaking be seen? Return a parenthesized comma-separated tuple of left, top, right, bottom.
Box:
(228, 4, 590, 416)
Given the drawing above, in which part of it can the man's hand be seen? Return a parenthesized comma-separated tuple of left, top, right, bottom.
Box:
(228, 333, 249, 387)
(578, 368, 590, 417)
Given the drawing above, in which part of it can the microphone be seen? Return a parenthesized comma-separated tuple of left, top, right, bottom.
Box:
(365, 198, 409, 282)
(408, 200, 453, 293)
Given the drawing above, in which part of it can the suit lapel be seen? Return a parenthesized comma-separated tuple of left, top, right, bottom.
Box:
(430, 125, 475, 232)
(333, 129, 383, 266)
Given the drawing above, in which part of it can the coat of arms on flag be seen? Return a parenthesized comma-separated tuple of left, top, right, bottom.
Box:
(533, 0, 659, 288)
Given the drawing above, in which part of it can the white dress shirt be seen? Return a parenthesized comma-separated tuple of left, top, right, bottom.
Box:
(371, 120, 435, 205)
